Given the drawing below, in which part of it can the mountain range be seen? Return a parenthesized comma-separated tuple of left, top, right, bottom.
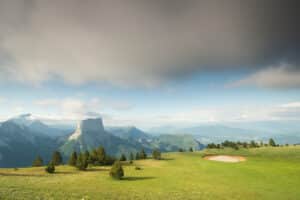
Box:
(1, 114, 299, 167)
(150, 123, 300, 144)
(0, 114, 204, 167)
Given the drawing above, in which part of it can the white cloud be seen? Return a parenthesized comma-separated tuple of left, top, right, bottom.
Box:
(34, 98, 101, 121)
(33, 97, 134, 123)
(7, 100, 298, 127)
(229, 63, 300, 89)
(280, 102, 300, 108)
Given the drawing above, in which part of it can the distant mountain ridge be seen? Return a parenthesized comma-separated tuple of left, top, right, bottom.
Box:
(0, 119, 58, 167)
(60, 118, 144, 157)
(2, 114, 299, 167)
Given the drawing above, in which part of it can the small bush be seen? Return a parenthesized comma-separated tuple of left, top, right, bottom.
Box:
(45, 162, 55, 173)
(109, 161, 124, 180)
(135, 166, 141, 170)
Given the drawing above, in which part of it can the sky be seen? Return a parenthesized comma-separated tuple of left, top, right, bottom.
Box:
(0, 0, 299, 129)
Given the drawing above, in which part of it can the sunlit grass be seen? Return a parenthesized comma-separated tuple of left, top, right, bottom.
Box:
(0, 146, 300, 199)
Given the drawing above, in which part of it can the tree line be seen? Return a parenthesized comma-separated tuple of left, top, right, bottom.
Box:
(206, 138, 278, 150)
(32, 147, 162, 179)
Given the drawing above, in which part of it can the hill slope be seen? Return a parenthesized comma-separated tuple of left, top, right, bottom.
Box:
(0, 146, 299, 199)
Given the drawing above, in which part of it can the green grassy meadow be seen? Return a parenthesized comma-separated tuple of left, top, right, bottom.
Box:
(1, 146, 300, 200)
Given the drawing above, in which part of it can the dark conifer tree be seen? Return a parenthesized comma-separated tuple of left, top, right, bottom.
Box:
(152, 149, 161, 160)
(32, 155, 43, 167)
(51, 151, 63, 165)
(140, 149, 147, 159)
(269, 138, 276, 147)
(129, 152, 134, 161)
(96, 146, 106, 165)
(91, 148, 98, 163)
(120, 154, 127, 161)
(68, 151, 77, 166)
(135, 152, 140, 160)
(189, 147, 193, 152)
(76, 153, 88, 170)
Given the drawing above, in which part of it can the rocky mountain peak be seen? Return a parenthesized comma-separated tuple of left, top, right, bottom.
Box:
(68, 118, 105, 140)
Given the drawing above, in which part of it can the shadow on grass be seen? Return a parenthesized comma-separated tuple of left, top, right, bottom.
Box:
(160, 157, 174, 161)
(122, 176, 156, 181)
(85, 168, 109, 172)
(54, 171, 77, 175)
(0, 173, 46, 177)
(0, 171, 78, 177)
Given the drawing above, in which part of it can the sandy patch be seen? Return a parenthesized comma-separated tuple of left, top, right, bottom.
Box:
(204, 155, 246, 163)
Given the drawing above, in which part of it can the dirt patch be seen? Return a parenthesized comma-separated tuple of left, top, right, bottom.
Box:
(203, 155, 246, 163)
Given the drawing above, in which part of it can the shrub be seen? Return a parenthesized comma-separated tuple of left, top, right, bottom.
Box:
(45, 162, 55, 173)
(135, 166, 141, 170)
(189, 147, 193, 152)
(109, 161, 124, 180)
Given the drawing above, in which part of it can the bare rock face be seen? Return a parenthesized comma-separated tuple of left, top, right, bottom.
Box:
(81, 118, 104, 132)
(68, 118, 104, 140)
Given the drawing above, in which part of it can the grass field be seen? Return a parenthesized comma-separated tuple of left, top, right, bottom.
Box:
(0, 146, 300, 200)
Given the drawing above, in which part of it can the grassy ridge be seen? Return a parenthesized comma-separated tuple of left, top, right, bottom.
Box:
(0, 146, 300, 200)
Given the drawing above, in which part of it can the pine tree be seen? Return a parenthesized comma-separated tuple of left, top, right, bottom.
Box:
(140, 149, 147, 159)
(91, 148, 98, 163)
(120, 154, 127, 161)
(105, 155, 117, 165)
(45, 161, 55, 173)
(152, 149, 161, 160)
(76, 153, 88, 170)
(269, 138, 276, 147)
(51, 151, 63, 165)
(32, 155, 43, 167)
(129, 152, 134, 161)
(68, 151, 77, 166)
(109, 161, 124, 180)
(96, 146, 106, 165)
(250, 140, 257, 148)
(135, 152, 140, 160)
(189, 147, 193, 152)
(84, 150, 91, 164)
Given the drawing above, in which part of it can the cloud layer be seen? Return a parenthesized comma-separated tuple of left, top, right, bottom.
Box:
(0, 0, 299, 87)
(230, 63, 300, 89)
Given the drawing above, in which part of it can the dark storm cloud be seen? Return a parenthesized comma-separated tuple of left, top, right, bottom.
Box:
(0, 0, 299, 87)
